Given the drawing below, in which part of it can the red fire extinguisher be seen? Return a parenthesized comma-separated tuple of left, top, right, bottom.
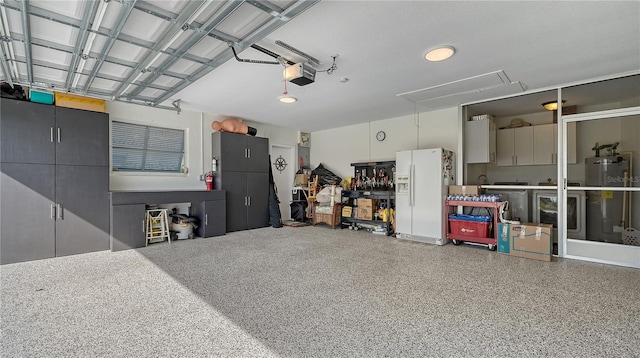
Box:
(206, 157, 217, 191)
(205, 172, 214, 191)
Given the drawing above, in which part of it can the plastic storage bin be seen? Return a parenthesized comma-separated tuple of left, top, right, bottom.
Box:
(448, 214, 491, 238)
(30, 90, 54, 104)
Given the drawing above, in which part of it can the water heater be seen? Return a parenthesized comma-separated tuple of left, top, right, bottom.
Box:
(585, 154, 631, 243)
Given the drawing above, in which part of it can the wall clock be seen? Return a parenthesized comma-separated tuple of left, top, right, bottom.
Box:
(376, 130, 386, 141)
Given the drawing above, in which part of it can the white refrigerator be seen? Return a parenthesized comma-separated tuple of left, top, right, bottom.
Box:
(395, 148, 455, 245)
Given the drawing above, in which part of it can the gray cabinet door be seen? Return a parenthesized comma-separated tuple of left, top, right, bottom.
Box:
(198, 200, 226, 238)
(0, 98, 56, 164)
(246, 136, 269, 173)
(55, 107, 109, 166)
(111, 204, 146, 251)
(213, 131, 247, 172)
(247, 172, 270, 229)
(0, 163, 56, 264)
(55, 165, 110, 256)
(223, 171, 248, 232)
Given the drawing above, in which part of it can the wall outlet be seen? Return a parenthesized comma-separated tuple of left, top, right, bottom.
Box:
(613, 225, 623, 233)
(199, 174, 205, 181)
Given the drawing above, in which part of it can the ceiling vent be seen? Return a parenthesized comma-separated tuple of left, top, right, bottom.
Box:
(397, 70, 525, 108)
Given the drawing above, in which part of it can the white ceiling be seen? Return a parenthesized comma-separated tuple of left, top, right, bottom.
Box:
(2, 1, 639, 132)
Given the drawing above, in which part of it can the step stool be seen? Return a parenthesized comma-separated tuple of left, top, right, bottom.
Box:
(145, 209, 171, 246)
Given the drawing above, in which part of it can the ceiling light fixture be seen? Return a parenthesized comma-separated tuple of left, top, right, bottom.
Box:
(425, 46, 456, 62)
(279, 64, 296, 103)
(542, 100, 566, 111)
(278, 95, 297, 104)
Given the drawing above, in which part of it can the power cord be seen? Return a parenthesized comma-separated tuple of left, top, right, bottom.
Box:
(317, 55, 338, 75)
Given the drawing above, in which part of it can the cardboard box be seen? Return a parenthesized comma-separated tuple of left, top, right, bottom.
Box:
(357, 206, 373, 220)
(342, 206, 352, 217)
(358, 198, 376, 209)
(295, 174, 309, 186)
(448, 185, 482, 195)
(498, 222, 552, 261)
(553, 105, 577, 123)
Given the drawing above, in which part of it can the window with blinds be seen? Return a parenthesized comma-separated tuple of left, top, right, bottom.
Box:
(112, 121, 185, 172)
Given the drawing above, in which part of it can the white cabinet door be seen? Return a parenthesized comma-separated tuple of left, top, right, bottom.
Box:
(496, 128, 515, 166)
(534, 124, 554, 165)
(465, 119, 496, 164)
(513, 126, 534, 165)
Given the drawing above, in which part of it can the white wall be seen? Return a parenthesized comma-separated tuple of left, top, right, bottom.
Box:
(108, 102, 301, 191)
(310, 107, 460, 180)
(107, 101, 205, 191)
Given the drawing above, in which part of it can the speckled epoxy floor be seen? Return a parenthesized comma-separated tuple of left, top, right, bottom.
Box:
(1, 226, 639, 357)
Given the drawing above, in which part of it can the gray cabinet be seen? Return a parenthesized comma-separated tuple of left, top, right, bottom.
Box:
(109, 191, 225, 251)
(0, 163, 56, 264)
(212, 131, 270, 232)
(0, 99, 110, 264)
(213, 131, 269, 173)
(192, 200, 227, 238)
(1, 99, 55, 164)
(247, 172, 269, 229)
(55, 165, 110, 256)
(110, 204, 146, 252)
(55, 107, 109, 166)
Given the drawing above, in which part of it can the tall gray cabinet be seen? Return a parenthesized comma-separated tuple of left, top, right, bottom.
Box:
(0, 98, 110, 264)
(212, 131, 270, 232)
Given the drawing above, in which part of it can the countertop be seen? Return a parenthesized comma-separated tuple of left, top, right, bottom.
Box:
(481, 185, 558, 190)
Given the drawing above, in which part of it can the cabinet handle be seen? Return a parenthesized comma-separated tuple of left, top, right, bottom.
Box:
(244, 148, 248, 158)
(57, 204, 63, 219)
(50, 127, 54, 142)
(244, 196, 247, 206)
(248, 196, 251, 206)
(247, 148, 251, 158)
(51, 204, 56, 219)
(57, 128, 61, 142)
(142, 220, 145, 232)
(205, 214, 208, 225)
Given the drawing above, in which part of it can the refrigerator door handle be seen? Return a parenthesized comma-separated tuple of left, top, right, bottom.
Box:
(409, 164, 415, 207)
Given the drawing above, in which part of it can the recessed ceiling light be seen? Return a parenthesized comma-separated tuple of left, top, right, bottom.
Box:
(279, 95, 297, 104)
(425, 46, 455, 62)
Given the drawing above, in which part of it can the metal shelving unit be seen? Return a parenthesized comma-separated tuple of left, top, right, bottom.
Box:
(341, 190, 395, 236)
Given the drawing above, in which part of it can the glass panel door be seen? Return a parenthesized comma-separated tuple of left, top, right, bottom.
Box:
(562, 75, 640, 268)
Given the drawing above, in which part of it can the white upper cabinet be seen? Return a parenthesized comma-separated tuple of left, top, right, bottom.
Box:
(465, 119, 496, 164)
(534, 122, 577, 165)
(534, 124, 555, 165)
(497, 126, 534, 166)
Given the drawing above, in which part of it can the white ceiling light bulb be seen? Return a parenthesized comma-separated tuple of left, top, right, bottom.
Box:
(279, 95, 297, 104)
(425, 46, 455, 62)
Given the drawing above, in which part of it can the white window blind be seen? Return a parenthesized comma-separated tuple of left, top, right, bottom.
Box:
(112, 121, 184, 172)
